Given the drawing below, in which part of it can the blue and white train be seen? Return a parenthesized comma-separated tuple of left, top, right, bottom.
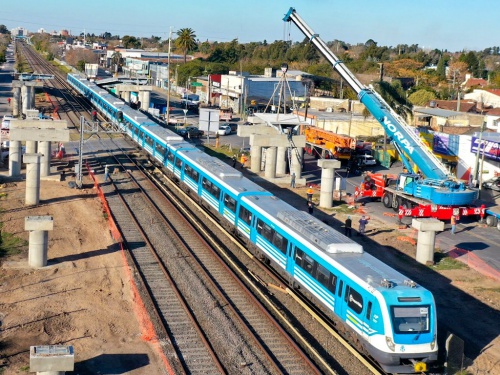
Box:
(68, 73, 438, 373)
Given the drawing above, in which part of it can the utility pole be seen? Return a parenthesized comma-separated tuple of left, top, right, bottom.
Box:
(473, 121, 486, 186)
(165, 27, 173, 124)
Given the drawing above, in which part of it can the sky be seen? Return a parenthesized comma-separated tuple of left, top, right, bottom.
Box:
(1, 0, 498, 52)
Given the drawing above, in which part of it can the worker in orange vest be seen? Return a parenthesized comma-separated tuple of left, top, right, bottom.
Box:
(240, 154, 248, 169)
(307, 186, 314, 201)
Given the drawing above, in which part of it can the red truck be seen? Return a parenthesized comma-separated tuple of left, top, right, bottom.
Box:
(354, 172, 485, 221)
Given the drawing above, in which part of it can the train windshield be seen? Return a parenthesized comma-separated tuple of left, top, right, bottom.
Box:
(391, 305, 430, 334)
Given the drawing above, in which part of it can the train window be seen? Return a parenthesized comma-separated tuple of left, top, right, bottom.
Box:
(338, 280, 343, 297)
(175, 158, 183, 169)
(145, 136, 153, 147)
(238, 206, 252, 224)
(272, 232, 287, 254)
(317, 265, 337, 294)
(184, 165, 199, 182)
(224, 194, 236, 212)
(366, 301, 372, 320)
(347, 287, 364, 314)
(256, 219, 273, 242)
(302, 253, 315, 275)
(155, 143, 165, 156)
(134, 127, 139, 136)
(295, 248, 304, 264)
(167, 153, 175, 163)
(391, 306, 430, 334)
(201, 178, 221, 200)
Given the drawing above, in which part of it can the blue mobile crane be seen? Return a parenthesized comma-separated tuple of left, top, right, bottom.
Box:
(284, 8, 482, 220)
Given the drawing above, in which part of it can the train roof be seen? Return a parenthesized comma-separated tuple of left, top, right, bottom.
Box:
(142, 124, 184, 143)
(179, 148, 270, 196)
(244, 195, 426, 294)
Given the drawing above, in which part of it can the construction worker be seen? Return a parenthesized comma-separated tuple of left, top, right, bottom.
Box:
(240, 154, 248, 169)
(307, 186, 314, 201)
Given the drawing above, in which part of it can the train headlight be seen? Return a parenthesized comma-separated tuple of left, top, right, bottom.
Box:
(430, 334, 437, 350)
(385, 336, 395, 352)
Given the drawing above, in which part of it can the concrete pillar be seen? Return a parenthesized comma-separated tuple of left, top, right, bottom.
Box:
(29, 85, 36, 108)
(9, 140, 22, 177)
(39, 141, 51, 177)
(21, 84, 28, 115)
(250, 145, 262, 173)
(412, 218, 445, 264)
(30, 345, 74, 375)
(26, 140, 37, 154)
(122, 91, 131, 103)
(25, 216, 54, 268)
(290, 147, 303, 179)
(141, 90, 150, 110)
(264, 146, 277, 179)
(12, 87, 21, 117)
(317, 159, 341, 208)
(276, 146, 287, 175)
(23, 153, 42, 206)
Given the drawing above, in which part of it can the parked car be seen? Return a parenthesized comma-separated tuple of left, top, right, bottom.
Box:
(217, 125, 231, 136)
(178, 126, 204, 138)
(227, 123, 238, 133)
(1, 115, 13, 129)
(355, 154, 377, 166)
(483, 176, 500, 192)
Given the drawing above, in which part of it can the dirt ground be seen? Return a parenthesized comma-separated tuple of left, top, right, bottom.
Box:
(0, 169, 499, 375)
(0, 175, 166, 375)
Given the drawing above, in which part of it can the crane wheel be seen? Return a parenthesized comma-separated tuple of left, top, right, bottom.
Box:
(382, 192, 392, 208)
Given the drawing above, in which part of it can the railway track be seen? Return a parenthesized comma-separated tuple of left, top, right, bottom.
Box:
(17, 41, 93, 128)
(94, 147, 322, 374)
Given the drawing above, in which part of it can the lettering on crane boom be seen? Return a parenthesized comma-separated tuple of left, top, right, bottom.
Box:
(382, 116, 415, 154)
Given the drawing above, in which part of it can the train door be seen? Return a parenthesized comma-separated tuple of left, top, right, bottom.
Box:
(343, 283, 368, 338)
(336, 279, 345, 317)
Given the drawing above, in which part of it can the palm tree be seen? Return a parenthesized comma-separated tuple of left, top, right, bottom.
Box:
(175, 28, 197, 63)
(110, 51, 122, 75)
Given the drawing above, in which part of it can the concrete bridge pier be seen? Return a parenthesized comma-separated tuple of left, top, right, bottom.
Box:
(30, 345, 74, 375)
(290, 147, 304, 181)
(26, 140, 37, 154)
(250, 145, 263, 173)
(412, 218, 445, 264)
(276, 146, 287, 175)
(264, 146, 277, 179)
(25, 216, 54, 268)
(318, 159, 341, 208)
(39, 141, 51, 177)
(140, 90, 150, 110)
(21, 84, 29, 115)
(12, 86, 21, 117)
(23, 153, 42, 206)
(9, 140, 22, 177)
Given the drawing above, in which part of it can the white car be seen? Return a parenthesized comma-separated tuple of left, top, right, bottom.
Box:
(1, 115, 13, 129)
(217, 125, 231, 136)
(355, 154, 377, 166)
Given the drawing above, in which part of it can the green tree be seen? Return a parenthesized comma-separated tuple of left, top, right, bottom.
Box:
(408, 89, 437, 106)
(436, 54, 447, 80)
(175, 28, 197, 63)
(0, 24, 9, 34)
(122, 35, 140, 49)
(110, 51, 122, 74)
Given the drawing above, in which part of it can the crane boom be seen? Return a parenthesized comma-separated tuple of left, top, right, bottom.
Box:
(283, 7, 452, 181)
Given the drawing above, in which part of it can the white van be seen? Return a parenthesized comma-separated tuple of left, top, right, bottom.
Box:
(355, 154, 376, 166)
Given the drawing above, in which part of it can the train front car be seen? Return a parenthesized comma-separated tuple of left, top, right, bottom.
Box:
(370, 273, 438, 373)
(243, 196, 438, 374)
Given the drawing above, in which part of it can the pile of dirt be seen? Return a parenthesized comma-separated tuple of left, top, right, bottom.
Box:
(0, 177, 164, 374)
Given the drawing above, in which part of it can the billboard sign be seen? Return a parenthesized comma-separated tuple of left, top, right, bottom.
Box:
(471, 137, 500, 161)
